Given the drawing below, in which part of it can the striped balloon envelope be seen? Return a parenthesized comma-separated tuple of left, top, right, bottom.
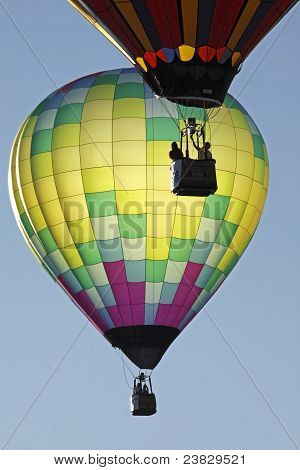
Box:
(9, 68, 269, 370)
(69, 0, 297, 106)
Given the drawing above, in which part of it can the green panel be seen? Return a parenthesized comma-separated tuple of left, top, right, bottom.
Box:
(252, 134, 264, 159)
(38, 228, 58, 254)
(31, 129, 52, 156)
(146, 260, 167, 282)
(216, 221, 238, 247)
(206, 268, 223, 291)
(223, 252, 240, 276)
(31, 100, 47, 117)
(54, 104, 83, 126)
(92, 74, 119, 86)
(118, 214, 146, 238)
(114, 82, 144, 99)
(203, 195, 230, 220)
(146, 118, 180, 141)
(169, 238, 194, 262)
(72, 266, 94, 290)
(223, 95, 245, 112)
(20, 213, 34, 237)
(76, 240, 102, 265)
(31, 153, 53, 180)
(86, 192, 117, 217)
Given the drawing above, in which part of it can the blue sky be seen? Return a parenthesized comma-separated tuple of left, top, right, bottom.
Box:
(0, 0, 299, 450)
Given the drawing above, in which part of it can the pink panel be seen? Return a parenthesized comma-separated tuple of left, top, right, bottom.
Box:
(106, 306, 123, 327)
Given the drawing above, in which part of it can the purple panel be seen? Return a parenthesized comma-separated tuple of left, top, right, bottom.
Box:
(131, 304, 145, 325)
(166, 305, 181, 324)
(112, 283, 130, 305)
(89, 310, 108, 333)
(107, 306, 123, 327)
(155, 304, 171, 325)
(182, 262, 204, 285)
(104, 260, 127, 284)
(172, 305, 190, 328)
(119, 305, 134, 326)
(128, 282, 145, 305)
(172, 284, 192, 305)
(74, 290, 95, 315)
(57, 275, 72, 296)
(184, 286, 202, 309)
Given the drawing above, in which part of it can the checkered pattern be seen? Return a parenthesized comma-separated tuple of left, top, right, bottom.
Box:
(9, 68, 269, 334)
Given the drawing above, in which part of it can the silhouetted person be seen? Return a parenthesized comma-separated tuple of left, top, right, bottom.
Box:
(143, 384, 149, 395)
(169, 141, 183, 161)
(191, 137, 212, 160)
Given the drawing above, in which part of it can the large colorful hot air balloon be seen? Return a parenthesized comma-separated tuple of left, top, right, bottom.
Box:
(68, 0, 297, 107)
(9, 68, 268, 371)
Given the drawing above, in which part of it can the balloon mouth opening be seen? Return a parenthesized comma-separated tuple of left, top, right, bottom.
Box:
(105, 325, 180, 370)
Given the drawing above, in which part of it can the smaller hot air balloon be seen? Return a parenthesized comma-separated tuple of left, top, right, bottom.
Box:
(68, 0, 297, 107)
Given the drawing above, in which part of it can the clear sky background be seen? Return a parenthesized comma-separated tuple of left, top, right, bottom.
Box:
(0, 0, 299, 451)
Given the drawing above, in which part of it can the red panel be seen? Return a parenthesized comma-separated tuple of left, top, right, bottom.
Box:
(146, 0, 176, 48)
(216, 46, 227, 62)
(84, 0, 145, 57)
(276, 0, 296, 12)
(217, 0, 245, 48)
(198, 46, 216, 62)
(160, 0, 182, 47)
(208, 0, 229, 48)
(144, 51, 157, 68)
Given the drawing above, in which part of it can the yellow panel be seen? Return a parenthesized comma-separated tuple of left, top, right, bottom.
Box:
(217, 248, 236, 273)
(68, 218, 95, 243)
(52, 124, 80, 149)
(225, 199, 247, 225)
(136, 57, 147, 72)
(263, 166, 269, 190)
(235, 128, 254, 152)
(257, 187, 267, 214)
(114, 166, 146, 191)
(113, 98, 145, 119)
(240, 203, 256, 232)
(215, 170, 235, 197)
(248, 181, 262, 208)
(122, 237, 146, 260)
(228, 0, 261, 50)
(147, 190, 177, 215)
(52, 147, 81, 174)
(50, 222, 73, 248)
(34, 176, 58, 204)
(173, 214, 199, 239)
(60, 245, 84, 269)
(114, 141, 146, 166)
(254, 158, 265, 183)
(86, 85, 116, 102)
(178, 45, 196, 61)
(80, 142, 113, 168)
(230, 226, 251, 256)
(147, 166, 170, 191)
(147, 141, 172, 166)
(115, 2, 154, 51)
(113, 118, 146, 141)
(28, 206, 47, 232)
(236, 150, 255, 178)
(41, 199, 65, 227)
(210, 123, 236, 147)
(181, 0, 198, 46)
(232, 174, 253, 202)
(23, 116, 38, 137)
(55, 171, 84, 198)
(14, 191, 24, 214)
(147, 214, 174, 238)
(82, 100, 113, 121)
(176, 196, 205, 217)
(146, 237, 170, 260)
(31, 152, 53, 179)
(21, 183, 38, 209)
(116, 190, 147, 214)
(19, 159, 32, 185)
(82, 167, 114, 193)
(19, 137, 31, 161)
(61, 194, 89, 221)
(248, 210, 261, 236)
(80, 119, 112, 144)
(214, 146, 236, 172)
(209, 107, 233, 126)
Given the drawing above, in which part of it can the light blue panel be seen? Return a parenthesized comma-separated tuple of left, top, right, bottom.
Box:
(42, 93, 64, 111)
(34, 109, 57, 132)
(62, 270, 82, 294)
(61, 88, 89, 105)
(145, 303, 159, 325)
(195, 265, 215, 288)
(95, 308, 115, 329)
(96, 285, 116, 307)
(189, 240, 213, 264)
(97, 239, 123, 262)
(125, 260, 145, 282)
(160, 282, 178, 304)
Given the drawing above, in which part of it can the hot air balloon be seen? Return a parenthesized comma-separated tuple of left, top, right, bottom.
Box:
(68, 0, 297, 107)
(9, 68, 268, 414)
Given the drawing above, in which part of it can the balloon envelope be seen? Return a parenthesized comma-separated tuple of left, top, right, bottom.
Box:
(9, 68, 269, 369)
(69, 0, 297, 106)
